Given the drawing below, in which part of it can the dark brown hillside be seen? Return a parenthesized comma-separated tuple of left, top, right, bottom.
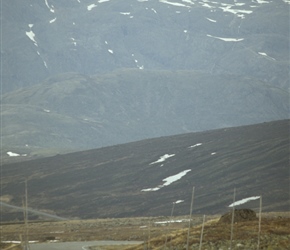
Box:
(0, 120, 289, 221)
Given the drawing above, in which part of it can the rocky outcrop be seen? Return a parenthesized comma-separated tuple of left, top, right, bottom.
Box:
(219, 209, 258, 223)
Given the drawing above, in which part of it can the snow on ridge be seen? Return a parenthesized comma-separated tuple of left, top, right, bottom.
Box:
(182, 0, 195, 5)
(99, 0, 110, 2)
(141, 169, 191, 192)
(256, 0, 269, 3)
(45, 0, 55, 13)
(149, 154, 175, 165)
(229, 196, 260, 207)
(159, 0, 190, 8)
(207, 34, 244, 42)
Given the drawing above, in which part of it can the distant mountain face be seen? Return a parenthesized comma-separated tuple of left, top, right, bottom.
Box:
(1, 0, 289, 157)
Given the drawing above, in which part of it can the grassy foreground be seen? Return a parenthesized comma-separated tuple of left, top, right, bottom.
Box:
(1, 212, 289, 250)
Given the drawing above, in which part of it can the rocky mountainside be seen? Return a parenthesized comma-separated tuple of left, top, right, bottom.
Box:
(1, 120, 289, 221)
(2, 70, 289, 160)
(2, 0, 289, 92)
(1, 0, 289, 157)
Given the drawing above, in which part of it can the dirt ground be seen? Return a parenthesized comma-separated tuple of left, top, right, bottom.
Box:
(1, 212, 289, 250)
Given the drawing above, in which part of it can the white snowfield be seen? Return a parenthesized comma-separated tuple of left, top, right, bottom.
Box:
(149, 153, 175, 165)
(7, 151, 27, 157)
(228, 196, 260, 207)
(141, 169, 191, 192)
(207, 34, 244, 42)
(189, 143, 202, 148)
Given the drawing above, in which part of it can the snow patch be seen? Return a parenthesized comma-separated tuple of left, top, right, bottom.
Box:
(49, 17, 57, 23)
(120, 12, 131, 15)
(175, 200, 184, 204)
(98, 0, 110, 2)
(258, 52, 276, 60)
(256, 0, 269, 3)
(26, 26, 38, 47)
(150, 154, 175, 165)
(219, 4, 253, 17)
(71, 38, 77, 46)
(7, 152, 20, 157)
(206, 17, 217, 22)
(182, 0, 195, 5)
(155, 219, 187, 224)
(207, 34, 244, 42)
(189, 143, 202, 148)
(7, 152, 27, 157)
(141, 169, 191, 192)
(44, 0, 55, 13)
(2, 241, 39, 244)
(87, 4, 97, 10)
(108, 49, 114, 54)
(201, 2, 215, 8)
(229, 196, 260, 207)
(159, 0, 190, 8)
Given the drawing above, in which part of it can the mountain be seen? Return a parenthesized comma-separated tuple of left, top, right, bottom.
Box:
(1, 0, 289, 157)
(1, 70, 289, 161)
(2, 0, 289, 92)
(1, 120, 289, 221)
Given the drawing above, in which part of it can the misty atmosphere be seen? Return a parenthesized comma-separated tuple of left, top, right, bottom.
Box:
(1, 0, 289, 249)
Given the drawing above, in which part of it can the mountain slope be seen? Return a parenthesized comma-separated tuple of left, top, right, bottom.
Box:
(2, 0, 289, 92)
(1, 70, 289, 160)
(1, 120, 289, 221)
(1, 0, 289, 161)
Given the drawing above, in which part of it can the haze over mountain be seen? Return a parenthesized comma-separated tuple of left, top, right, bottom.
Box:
(1, 0, 289, 158)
